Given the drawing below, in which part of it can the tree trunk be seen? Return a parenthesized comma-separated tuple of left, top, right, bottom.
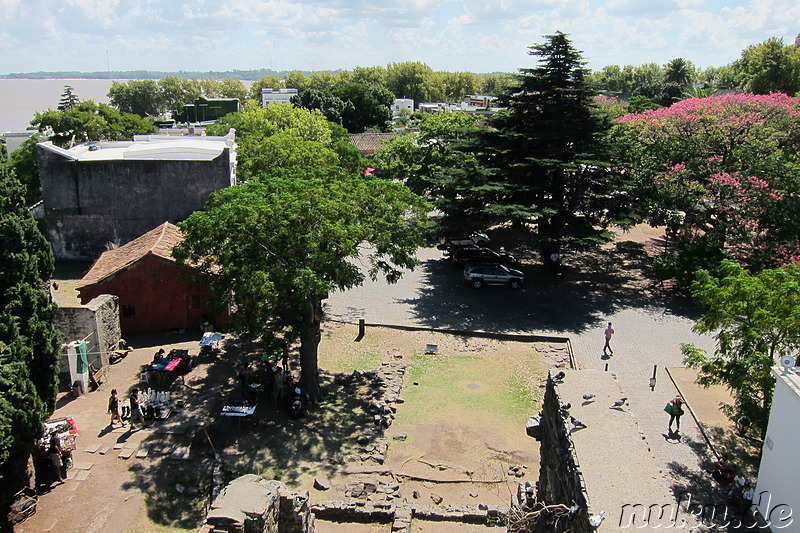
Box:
(298, 299, 323, 404)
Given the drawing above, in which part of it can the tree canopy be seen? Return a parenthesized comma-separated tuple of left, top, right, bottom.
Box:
(174, 167, 427, 401)
(206, 102, 364, 178)
(57, 85, 80, 111)
(463, 32, 636, 250)
(32, 100, 158, 147)
(736, 37, 800, 95)
(682, 259, 800, 436)
(614, 93, 800, 279)
(373, 112, 482, 232)
(0, 166, 61, 517)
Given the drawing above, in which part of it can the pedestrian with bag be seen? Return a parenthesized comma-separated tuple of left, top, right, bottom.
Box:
(666, 393, 684, 435)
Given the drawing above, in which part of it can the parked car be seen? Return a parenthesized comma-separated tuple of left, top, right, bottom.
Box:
(437, 232, 490, 251)
(463, 264, 525, 289)
(451, 246, 516, 266)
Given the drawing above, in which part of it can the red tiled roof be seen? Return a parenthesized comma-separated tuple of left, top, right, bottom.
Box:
(350, 133, 396, 155)
(77, 222, 184, 288)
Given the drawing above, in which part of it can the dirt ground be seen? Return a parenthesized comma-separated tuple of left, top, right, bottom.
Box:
(16, 319, 563, 533)
(18, 223, 750, 532)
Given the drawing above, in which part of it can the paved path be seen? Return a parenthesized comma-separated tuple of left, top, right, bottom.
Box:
(325, 240, 757, 529)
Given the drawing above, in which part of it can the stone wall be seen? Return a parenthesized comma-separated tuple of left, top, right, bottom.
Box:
(520, 372, 595, 533)
(36, 145, 233, 260)
(54, 294, 121, 372)
(200, 475, 313, 533)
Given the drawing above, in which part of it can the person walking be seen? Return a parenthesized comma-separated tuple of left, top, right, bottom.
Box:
(602, 322, 615, 355)
(108, 389, 125, 427)
(667, 393, 684, 434)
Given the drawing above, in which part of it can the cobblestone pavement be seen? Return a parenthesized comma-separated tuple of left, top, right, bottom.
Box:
(325, 242, 759, 530)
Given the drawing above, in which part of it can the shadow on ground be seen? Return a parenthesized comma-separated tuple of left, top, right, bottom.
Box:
(398, 237, 699, 335)
(117, 336, 376, 529)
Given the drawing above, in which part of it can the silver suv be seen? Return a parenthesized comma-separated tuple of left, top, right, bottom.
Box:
(463, 264, 524, 289)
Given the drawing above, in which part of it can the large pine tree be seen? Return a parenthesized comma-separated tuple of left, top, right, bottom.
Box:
(0, 166, 61, 518)
(474, 32, 635, 251)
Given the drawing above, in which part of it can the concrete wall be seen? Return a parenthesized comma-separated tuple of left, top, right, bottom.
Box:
(78, 256, 227, 334)
(36, 145, 233, 260)
(754, 368, 800, 530)
(54, 294, 121, 371)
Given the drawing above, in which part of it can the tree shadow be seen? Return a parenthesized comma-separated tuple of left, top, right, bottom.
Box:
(397, 239, 699, 335)
(115, 335, 380, 530)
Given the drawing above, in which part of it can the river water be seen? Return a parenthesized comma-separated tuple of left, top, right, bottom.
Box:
(0, 79, 115, 133)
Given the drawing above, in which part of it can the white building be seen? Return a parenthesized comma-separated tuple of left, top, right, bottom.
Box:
(392, 98, 414, 116)
(2, 130, 37, 153)
(754, 366, 800, 530)
(261, 88, 298, 106)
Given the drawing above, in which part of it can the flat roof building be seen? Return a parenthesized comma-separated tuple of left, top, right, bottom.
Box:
(36, 130, 237, 260)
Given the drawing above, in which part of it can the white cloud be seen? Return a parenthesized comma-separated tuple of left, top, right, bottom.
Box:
(0, 0, 798, 74)
(604, 0, 679, 17)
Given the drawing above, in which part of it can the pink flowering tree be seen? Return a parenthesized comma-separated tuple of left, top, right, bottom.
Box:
(613, 93, 800, 278)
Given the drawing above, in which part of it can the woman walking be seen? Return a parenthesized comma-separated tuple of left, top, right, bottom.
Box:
(667, 393, 684, 435)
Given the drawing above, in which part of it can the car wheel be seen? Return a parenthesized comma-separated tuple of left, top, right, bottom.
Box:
(473, 279, 483, 289)
(475, 240, 486, 247)
(510, 280, 520, 289)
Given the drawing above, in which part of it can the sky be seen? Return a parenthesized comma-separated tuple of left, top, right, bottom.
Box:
(1, 0, 799, 75)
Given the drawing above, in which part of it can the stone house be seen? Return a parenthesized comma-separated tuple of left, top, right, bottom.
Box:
(36, 130, 236, 260)
(76, 222, 228, 335)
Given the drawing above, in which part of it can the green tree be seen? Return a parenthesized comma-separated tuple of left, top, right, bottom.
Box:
(290, 89, 353, 127)
(158, 76, 201, 116)
(350, 66, 388, 88)
(174, 168, 427, 402)
(217, 77, 248, 101)
(442, 72, 479, 102)
(283, 71, 309, 91)
(468, 32, 635, 249)
(0, 167, 61, 518)
(3, 134, 43, 202)
(589, 64, 635, 93)
(701, 65, 738, 89)
(206, 102, 343, 179)
(736, 37, 800, 95)
(108, 79, 162, 116)
(386, 61, 438, 102)
(307, 72, 336, 91)
(478, 73, 514, 96)
(374, 112, 480, 196)
(664, 57, 697, 88)
(682, 259, 800, 436)
(32, 100, 158, 147)
(330, 82, 393, 133)
(627, 95, 660, 113)
(57, 85, 80, 111)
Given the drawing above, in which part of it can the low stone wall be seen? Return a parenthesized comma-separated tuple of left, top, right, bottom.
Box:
(310, 500, 508, 532)
(199, 474, 313, 533)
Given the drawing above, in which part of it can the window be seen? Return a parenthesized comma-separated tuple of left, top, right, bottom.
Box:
(122, 304, 136, 318)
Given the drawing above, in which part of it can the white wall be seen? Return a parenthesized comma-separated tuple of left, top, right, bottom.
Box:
(754, 367, 800, 530)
